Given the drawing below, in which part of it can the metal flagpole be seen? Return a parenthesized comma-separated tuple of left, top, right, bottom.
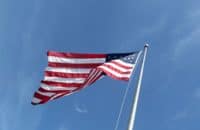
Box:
(127, 44, 149, 130)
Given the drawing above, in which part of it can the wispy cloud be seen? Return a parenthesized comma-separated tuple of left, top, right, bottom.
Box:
(187, 8, 200, 19)
(139, 16, 167, 35)
(0, 71, 43, 130)
(170, 87, 200, 122)
(193, 87, 200, 99)
(21, 0, 44, 43)
(173, 28, 200, 58)
(59, 125, 68, 130)
(171, 109, 188, 121)
(74, 103, 88, 113)
(0, 1, 46, 130)
(172, 8, 200, 59)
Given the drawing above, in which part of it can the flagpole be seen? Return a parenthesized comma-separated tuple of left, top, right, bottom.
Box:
(127, 44, 149, 130)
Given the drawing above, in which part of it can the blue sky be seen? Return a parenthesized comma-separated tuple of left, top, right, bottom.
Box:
(0, 0, 200, 130)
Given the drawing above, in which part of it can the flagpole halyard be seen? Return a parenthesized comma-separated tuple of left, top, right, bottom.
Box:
(127, 44, 149, 130)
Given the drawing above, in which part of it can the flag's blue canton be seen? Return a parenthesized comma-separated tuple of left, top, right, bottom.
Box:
(106, 52, 139, 64)
(121, 54, 138, 64)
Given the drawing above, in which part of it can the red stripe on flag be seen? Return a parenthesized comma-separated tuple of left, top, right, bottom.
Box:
(33, 92, 51, 104)
(41, 80, 83, 87)
(100, 64, 132, 74)
(51, 92, 70, 100)
(48, 51, 106, 58)
(48, 62, 102, 68)
(83, 69, 103, 86)
(87, 71, 103, 86)
(38, 87, 70, 93)
(100, 69, 129, 81)
(111, 60, 133, 69)
(34, 92, 52, 99)
(45, 71, 89, 78)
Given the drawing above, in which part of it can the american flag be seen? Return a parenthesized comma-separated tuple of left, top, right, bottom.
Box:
(31, 51, 142, 105)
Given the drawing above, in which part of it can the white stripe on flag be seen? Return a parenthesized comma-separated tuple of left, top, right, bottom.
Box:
(44, 76, 86, 83)
(113, 59, 134, 67)
(32, 97, 42, 104)
(50, 92, 66, 100)
(37, 90, 55, 97)
(88, 70, 103, 85)
(48, 56, 106, 64)
(41, 83, 78, 91)
(84, 69, 99, 86)
(45, 67, 91, 74)
(103, 62, 133, 72)
(98, 66, 131, 78)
